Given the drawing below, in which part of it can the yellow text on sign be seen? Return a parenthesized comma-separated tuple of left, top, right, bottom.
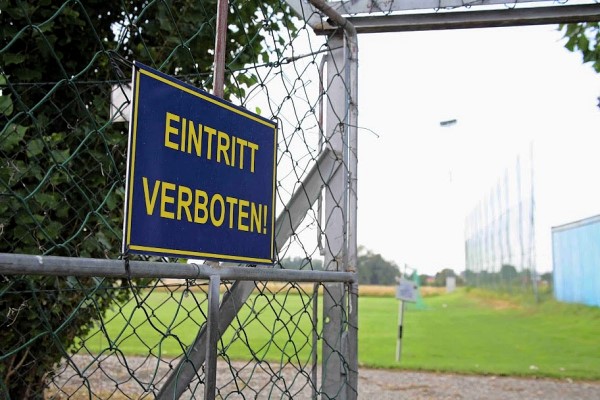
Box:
(164, 112, 260, 173)
(142, 177, 268, 234)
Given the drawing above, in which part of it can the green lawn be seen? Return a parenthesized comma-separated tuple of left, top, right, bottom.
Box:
(86, 288, 600, 380)
(360, 290, 600, 379)
(85, 289, 318, 361)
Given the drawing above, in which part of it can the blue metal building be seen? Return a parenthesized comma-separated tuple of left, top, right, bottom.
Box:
(552, 215, 600, 307)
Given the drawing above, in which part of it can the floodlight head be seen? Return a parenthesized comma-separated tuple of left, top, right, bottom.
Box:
(440, 119, 457, 127)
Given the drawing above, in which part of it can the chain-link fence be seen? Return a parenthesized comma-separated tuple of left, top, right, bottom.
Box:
(1, 1, 358, 398)
(5, 0, 595, 397)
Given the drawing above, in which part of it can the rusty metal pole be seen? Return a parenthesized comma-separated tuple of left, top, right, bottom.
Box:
(213, 0, 228, 98)
(206, 3, 227, 398)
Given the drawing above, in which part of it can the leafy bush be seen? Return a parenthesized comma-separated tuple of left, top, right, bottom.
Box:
(0, 1, 293, 397)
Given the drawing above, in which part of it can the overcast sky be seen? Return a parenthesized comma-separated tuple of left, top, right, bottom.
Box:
(356, 24, 600, 275)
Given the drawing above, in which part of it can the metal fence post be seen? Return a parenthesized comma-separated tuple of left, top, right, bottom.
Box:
(321, 32, 348, 399)
(310, 1, 360, 396)
(204, 274, 221, 400)
(213, 0, 228, 98)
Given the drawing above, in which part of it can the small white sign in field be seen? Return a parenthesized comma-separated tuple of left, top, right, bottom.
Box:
(396, 278, 418, 303)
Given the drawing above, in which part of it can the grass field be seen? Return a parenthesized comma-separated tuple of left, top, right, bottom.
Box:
(87, 287, 600, 380)
(361, 289, 600, 379)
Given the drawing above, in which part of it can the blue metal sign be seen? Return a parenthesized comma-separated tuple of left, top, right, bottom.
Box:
(123, 62, 277, 264)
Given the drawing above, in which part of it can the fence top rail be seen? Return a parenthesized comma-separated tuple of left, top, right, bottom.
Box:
(0, 253, 356, 283)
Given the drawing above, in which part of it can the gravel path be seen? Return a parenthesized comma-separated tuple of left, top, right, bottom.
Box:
(48, 355, 600, 399)
(359, 369, 600, 400)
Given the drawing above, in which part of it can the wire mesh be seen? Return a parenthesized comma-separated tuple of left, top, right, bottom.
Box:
(464, 147, 538, 296)
(1, 1, 356, 398)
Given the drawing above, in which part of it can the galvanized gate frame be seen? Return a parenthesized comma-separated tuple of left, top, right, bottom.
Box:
(156, 146, 351, 399)
(284, 1, 600, 399)
(155, 0, 600, 396)
(155, 0, 362, 396)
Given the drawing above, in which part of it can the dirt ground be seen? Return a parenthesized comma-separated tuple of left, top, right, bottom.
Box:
(358, 368, 600, 400)
(48, 356, 600, 399)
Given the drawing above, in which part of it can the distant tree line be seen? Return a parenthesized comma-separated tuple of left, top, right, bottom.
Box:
(279, 247, 401, 285)
(419, 268, 464, 287)
(278, 256, 323, 271)
(462, 264, 552, 292)
(281, 253, 554, 290)
(357, 247, 400, 285)
(435, 268, 461, 287)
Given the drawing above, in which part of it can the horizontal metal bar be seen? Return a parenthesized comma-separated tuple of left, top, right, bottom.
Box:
(327, 0, 559, 15)
(332, 4, 600, 34)
(0, 253, 356, 283)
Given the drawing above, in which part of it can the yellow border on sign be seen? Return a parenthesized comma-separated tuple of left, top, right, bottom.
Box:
(124, 69, 142, 250)
(129, 244, 272, 264)
(124, 64, 278, 264)
(270, 125, 277, 258)
(139, 68, 276, 129)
